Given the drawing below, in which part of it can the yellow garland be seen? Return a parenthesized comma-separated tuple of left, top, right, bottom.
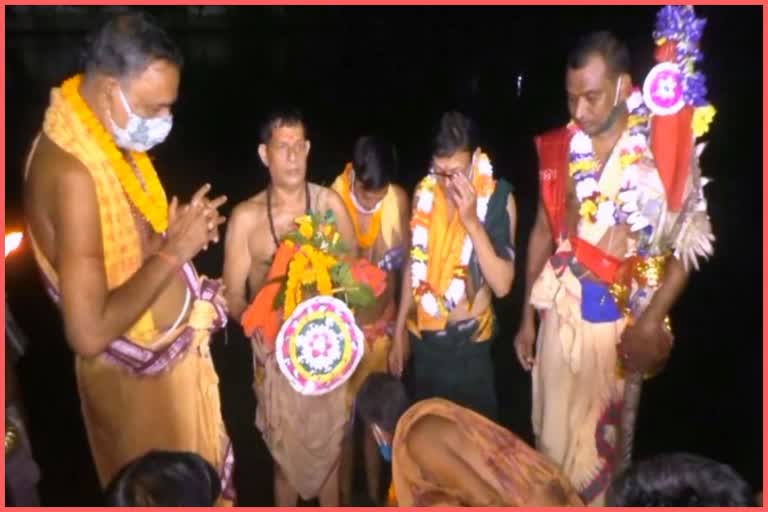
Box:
(692, 104, 716, 138)
(299, 221, 313, 239)
(579, 199, 598, 220)
(60, 74, 168, 233)
(283, 239, 338, 318)
(569, 158, 597, 176)
(627, 115, 647, 129)
(619, 153, 641, 168)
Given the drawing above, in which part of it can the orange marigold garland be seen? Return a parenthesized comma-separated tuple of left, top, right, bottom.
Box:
(338, 163, 382, 250)
(60, 74, 169, 234)
(276, 211, 384, 318)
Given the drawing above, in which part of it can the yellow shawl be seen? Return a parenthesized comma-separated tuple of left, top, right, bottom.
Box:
(40, 79, 159, 342)
(331, 163, 402, 251)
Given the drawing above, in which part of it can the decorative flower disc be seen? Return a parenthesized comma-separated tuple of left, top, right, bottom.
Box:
(643, 62, 685, 116)
(276, 295, 365, 396)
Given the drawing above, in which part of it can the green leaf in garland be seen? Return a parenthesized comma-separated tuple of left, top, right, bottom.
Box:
(273, 279, 288, 310)
(331, 262, 355, 288)
(333, 238, 349, 254)
(283, 231, 308, 245)
(343, 284, 376, 308)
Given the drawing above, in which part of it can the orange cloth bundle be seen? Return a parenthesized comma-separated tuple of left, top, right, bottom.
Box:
(240, 241, 298, 349)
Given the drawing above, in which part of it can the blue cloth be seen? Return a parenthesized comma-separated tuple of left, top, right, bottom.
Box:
(580, 277, 622, 323)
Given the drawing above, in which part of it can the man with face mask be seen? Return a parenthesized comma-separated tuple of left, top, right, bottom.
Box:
(389, 111, 517, 423)
(23, 10, 234, 505)
(513, 28, 715, 504)
(330, 136, 410, 505)
(356, 373, 583, 507)
(223, 109, 358, 506)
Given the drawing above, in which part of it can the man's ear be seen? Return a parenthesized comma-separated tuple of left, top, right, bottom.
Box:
(258, 144, 268, 168)
(101, 75, 122, 119)
(305, 140, 311, 159)
(619, 72, 632, 101)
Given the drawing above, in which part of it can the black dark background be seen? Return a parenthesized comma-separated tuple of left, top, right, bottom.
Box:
(4, 5, 762, 506)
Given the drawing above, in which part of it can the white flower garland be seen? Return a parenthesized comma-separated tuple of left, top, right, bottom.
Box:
(569, 90, 655, 234)
(410, 153, 495, 318)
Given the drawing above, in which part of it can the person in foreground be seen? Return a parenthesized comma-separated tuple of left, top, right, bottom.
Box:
(606, 452, 756, 507)
(222, 109, 358, 506)
(390, 111, 517, 422)
(23, 10, 234, 505)
(356, 372, 583, 507)
(105, 450, 221, 507)
(514, 25, 715, 504)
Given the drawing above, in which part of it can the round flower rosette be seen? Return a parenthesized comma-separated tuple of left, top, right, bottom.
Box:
(275, 295, 365, 396)
(642, 61, 685, 116)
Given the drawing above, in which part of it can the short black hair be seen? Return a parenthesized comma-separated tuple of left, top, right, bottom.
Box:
(352, 136, 398, 190)
(104, 450, 221, 507)
(82, 8, 183, 79)
(567, 30, 630, 77)
(258, 107, 306, 145)
(432, 111, 479, 159)
(606, 453, 755, 507)
(356, 372, 411, 433)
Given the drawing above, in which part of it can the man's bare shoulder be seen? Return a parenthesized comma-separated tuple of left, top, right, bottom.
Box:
(308, 181, 329, 196)
(390, 183, 410, 208)
(312, 182, 344, 211)
(229, 191, 268, 227)
(25, 134, 97, 223)
(25, 134, 101, 264)
(27, 134, 91, 187)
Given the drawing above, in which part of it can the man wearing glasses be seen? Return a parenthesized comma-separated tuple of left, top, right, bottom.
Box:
(389, 111, 517, 422)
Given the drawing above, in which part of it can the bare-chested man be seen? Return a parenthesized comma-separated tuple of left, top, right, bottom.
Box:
(222, 109, 357, 506)
(22, 10, 234, 504)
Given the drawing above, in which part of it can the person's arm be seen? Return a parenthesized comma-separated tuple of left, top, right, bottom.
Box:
(513, 200, 554, 370)
(394, 185, 411, 257)
(521, 201, 555, 326)
(392, 184, 411, 289)
(640, 257, 689, 323)
(222, 203, 255, 320)
(55, 165, 223, 358)
(389, 188, 414, 377)
(619, 256, 689, 372)
(449, 172, 515, 297)
(464, 193, 517, 297)
(394, 261, 413, 332)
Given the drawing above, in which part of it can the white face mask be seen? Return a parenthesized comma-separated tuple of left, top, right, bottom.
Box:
(110, 86, 173, 152)
(350, 170, 385, 214)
